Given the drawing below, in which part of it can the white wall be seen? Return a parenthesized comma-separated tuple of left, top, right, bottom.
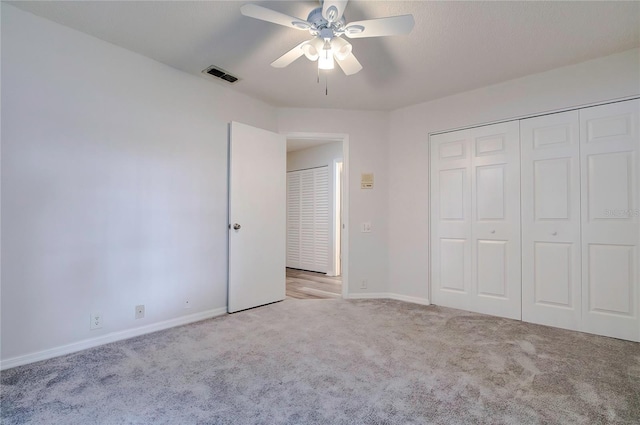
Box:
(388, 48, 640, 302)
(287, 142, 343, 275)
(287, 142, 343, 172)
(278, 109, 389, 295)
(1, 4, 277, 364)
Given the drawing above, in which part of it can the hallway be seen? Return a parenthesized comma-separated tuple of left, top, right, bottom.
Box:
(285, 268, 342, 299)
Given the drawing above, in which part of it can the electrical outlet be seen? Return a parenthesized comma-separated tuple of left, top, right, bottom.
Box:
(90, 312, 102, 330)
(361, 222, 372, 233)
(184, 300, 192, 309)
(360, 280, 368, 289)
(135, 305, 145, 319)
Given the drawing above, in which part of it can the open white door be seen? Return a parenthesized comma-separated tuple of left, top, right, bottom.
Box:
(228, 122, 286, 313)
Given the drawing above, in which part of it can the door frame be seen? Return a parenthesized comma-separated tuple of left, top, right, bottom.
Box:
(333, 158, 343, 277)
(284, 132, 350, 299)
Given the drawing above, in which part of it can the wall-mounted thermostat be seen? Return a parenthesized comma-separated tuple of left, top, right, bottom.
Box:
(361, 173, 374, 189)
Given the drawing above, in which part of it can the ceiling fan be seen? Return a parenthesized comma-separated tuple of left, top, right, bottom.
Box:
(240, 0, 415, 76)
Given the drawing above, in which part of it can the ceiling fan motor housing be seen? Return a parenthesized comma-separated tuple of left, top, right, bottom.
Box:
(306, 7, 345, 36)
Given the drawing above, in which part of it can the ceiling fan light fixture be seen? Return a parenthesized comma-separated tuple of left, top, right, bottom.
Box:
(326, 6, 338, 22)
(331, 37, 352, 61)
(318, 49, 335, 70)
(302, 43, 319, 61)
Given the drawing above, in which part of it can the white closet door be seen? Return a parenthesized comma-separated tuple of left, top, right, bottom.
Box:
(431, 122, 521, 319)
(470, 121, 522, 320)
(300, 169, 316, 270)
(312, 167, 330, 272)
(580, 100, 640, 341)
(521, 111, 582, 330)
(287, 166, 330, 273)
(286, 172, 301, 269)
(430, 130, 473, 311)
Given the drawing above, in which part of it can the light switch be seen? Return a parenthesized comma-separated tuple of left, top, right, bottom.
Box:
(361, 222, 372, 233)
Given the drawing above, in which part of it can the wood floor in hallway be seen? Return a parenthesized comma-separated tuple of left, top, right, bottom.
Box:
(286, 268, 342, 300)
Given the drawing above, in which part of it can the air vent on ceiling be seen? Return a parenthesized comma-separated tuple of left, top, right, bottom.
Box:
(203, 65, 239, 84)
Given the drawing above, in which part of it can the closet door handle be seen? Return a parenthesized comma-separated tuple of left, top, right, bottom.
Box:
(490, 230, 496, 234)
(551, 231, 557, 236)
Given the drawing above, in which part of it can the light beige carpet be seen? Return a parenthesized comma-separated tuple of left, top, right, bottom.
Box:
(2, 299, 639, 424)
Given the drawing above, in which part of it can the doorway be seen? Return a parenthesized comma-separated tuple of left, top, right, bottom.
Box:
(286, 269, 342, 299)
(284, 133, 348, 299)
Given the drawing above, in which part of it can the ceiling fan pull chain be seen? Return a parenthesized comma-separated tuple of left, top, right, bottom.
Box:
(325, 74, 328, 96)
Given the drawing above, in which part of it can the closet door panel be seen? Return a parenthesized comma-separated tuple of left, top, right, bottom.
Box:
(476, 165, 506, 220)
(588, 244, 635, 315)
(477, 240, 508, 297)
(313, 167, 330, 272)
(534, 159, 571, 219)
(299, 170, 316, 271)
(471, 121, 521, 319)
(534, 242, 573, 306)
(440, 238, 467, 292)
(581, 100, 639, 341)
(587, 152, 634, 219)
(521, 111, 581, 330)
(431, 130, 473, 310)
(286, 173, 301, 269)
(439, 168, 466, 220)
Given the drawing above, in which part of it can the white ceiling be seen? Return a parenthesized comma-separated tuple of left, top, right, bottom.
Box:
(8, 1, 640, 111)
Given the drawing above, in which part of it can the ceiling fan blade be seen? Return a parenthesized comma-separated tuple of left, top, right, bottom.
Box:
(335, 52, 362, 76)
(271, 41, 310, 68)
(240, 4, 310, 30)
(322, 0, 348, 23)
(344, 15, 415, 38)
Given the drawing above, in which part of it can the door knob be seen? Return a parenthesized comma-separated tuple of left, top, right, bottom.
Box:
(233, 223, 241, 230)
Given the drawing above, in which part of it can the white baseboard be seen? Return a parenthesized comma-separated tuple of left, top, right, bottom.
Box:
(346, 292, 391, 300)
(0, 307, 227, 371)
(1, 295, 431, 370)
(347, 292, 431, 306)
(388, 293, 431, 306)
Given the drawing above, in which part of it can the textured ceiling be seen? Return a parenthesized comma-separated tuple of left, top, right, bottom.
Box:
(8, 1, 640, 111)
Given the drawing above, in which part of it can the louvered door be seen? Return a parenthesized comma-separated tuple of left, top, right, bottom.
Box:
(286, 173, 301, 268)
(286, 166, 330, 273)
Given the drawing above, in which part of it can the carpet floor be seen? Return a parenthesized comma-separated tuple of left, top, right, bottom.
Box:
(1, 299, 639, 424)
